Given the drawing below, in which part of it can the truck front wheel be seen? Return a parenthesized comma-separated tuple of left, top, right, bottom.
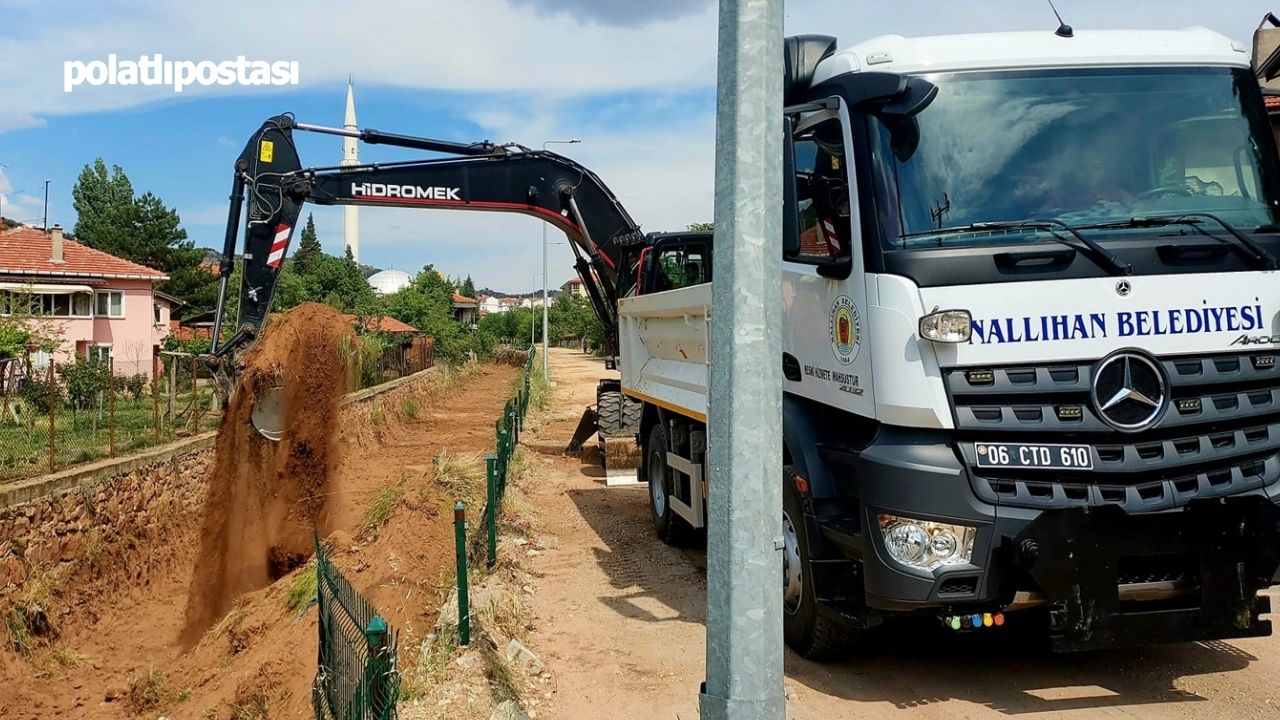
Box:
(783, 465, 857, 659)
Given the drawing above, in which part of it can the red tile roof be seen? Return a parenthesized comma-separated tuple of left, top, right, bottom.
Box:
(0, 226, 167, 280)
(452, 293, 479, 306)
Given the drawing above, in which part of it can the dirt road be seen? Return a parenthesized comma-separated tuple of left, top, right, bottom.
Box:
(518, 348, 1280, 720)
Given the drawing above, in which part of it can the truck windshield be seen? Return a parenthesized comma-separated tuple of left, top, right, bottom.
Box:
(871, 67, 1280, 249)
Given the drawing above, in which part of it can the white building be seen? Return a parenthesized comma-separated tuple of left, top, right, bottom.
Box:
(479, 296, 506, 314)
(367, 269, 412, 295)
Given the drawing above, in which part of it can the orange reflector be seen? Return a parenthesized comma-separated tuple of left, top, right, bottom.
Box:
(994, 612, 1005, 626)
(793, 473, 810, 495)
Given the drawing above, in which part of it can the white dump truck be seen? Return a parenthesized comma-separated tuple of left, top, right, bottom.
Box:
(621, 27, 1280, 656)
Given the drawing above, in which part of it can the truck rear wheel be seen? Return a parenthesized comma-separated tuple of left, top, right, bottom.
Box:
(647, 422, 688, 545)
(783, 465, 857, 659)
(598, 390, 641, 439)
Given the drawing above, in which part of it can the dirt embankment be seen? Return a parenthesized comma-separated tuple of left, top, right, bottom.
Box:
(183, 302, 353, 641)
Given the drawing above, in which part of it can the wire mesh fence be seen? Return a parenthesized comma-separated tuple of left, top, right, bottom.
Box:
(314, 534, 400, 720)
(0, 353, 222, 484)
(452, 345, 535, 645)
(0, 337, 437, 485)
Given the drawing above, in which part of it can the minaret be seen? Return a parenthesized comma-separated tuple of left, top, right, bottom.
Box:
(341, 76, 360, 263)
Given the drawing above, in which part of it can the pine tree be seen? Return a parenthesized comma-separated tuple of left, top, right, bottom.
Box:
(293, 213, 322, 274)
(460, 274, 477, 298)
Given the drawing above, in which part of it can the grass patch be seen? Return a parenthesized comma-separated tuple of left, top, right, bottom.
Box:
(526, 366, 550, 411)
(431, 450, 485, 499)
(285, 564, 318, 614)
(4, 564, 61, 655)
(364, 482, 406, 535)
(399, 396, 421, 421)
(399, 624, 459, 703)
(125, 667, 187, 714)
(49, 644, 86, 668)
(230, 687, 270, 720)
(483, 642, 521, 704)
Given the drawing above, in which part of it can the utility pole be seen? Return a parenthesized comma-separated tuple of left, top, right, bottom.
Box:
(42, 179, 50, 231)
(531, 273, 540, 348)
(701, 0, 784, 717)
(541, 138, 581, 379)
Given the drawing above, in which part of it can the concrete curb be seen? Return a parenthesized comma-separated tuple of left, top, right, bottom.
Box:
(0, 364, 443, 510)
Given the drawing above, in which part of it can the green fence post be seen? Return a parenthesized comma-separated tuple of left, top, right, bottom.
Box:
(454, 501, 470, 646)
(486, 455, 498, 570)
(364, 615, 392, 720)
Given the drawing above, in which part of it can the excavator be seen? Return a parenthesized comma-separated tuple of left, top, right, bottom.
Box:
(207, 113, 664, 441)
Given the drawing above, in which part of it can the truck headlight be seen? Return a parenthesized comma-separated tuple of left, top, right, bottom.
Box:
(879, 514, 977, 570)
(919, 309, 972, 343)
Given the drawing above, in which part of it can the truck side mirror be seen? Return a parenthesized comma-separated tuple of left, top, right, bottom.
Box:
(783, 116, 801, 257)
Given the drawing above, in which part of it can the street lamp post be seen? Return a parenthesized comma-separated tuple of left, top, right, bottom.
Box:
(541, 138, 581, 379)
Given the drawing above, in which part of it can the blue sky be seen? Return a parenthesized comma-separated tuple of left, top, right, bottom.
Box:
(0, 0, 1270, 291)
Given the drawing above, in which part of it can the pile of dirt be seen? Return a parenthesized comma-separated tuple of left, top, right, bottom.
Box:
(182, 303, 354, 643)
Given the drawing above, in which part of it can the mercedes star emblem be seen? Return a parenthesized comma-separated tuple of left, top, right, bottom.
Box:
(1115, 280, 1131, 296)
(1091, 351, 1167, 431)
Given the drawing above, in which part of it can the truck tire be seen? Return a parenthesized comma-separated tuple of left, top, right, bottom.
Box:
(598, 390, 640, 439)
(646, 422, 688, 545)
(783, 464, 857, 659)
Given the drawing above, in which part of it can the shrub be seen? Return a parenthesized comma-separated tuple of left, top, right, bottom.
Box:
(58, 356, 110, 410)
(17, 375, 61, 413)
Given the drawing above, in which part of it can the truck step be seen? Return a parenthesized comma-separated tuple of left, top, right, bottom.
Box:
(817, 518, 862, 558)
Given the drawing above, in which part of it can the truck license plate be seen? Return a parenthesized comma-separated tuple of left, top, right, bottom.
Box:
(974, 443, 1093, 470)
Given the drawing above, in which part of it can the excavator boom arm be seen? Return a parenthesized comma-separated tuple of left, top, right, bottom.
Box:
(212, 115, 643, 360)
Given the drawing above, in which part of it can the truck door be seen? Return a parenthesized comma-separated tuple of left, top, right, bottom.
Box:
(782, 104, 876, 419)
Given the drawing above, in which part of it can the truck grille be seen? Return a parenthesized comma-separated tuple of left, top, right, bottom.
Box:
(944, 351, 1280, 511)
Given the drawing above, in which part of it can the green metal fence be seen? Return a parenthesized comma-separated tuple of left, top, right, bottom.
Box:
(454, 345, 535, 644)
(313, 535, 400, 720)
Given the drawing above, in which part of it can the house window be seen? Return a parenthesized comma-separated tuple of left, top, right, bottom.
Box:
(87, 345, 112, 365)
(95, 291, 124, 318)
(0, 291, 93, 317)
(153, 303, 164, 325)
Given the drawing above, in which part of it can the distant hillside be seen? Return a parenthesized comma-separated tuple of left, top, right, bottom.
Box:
(478, 287, 562, 300)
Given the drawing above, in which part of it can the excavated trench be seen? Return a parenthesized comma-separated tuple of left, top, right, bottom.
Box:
(0, 303, 522, 719)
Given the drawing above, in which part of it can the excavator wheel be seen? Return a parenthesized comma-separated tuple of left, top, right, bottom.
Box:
(597, 391, 641, 439)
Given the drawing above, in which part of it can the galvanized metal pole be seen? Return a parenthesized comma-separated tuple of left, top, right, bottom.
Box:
(542, 220, 549, 379)
(701, 0, 785, 717)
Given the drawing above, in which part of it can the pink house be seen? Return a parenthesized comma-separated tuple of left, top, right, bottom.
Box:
(0, 225, 175, 377)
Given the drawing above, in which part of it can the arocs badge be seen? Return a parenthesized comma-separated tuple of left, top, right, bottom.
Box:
(829, 295, 861, 365)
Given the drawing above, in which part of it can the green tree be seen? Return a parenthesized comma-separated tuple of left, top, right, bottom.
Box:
(71, 158, 137, 253)
(460, 274, 477, 299)
(687, 222, 714, 233)
(302, 252, 378, 315)
(292, 213, 322, 274)
(72, 160, 218, 312)
(133, 192, 215, 311)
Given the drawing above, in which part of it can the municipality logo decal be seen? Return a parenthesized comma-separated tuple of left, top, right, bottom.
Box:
(829, 295, 861, 365)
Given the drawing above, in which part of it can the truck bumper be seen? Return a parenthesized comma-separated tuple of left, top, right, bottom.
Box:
(819, 429, 1280, 650)
(1012, 497, 1280, 652)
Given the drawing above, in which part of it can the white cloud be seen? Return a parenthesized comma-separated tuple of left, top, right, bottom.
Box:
(0, 167, 47, 225)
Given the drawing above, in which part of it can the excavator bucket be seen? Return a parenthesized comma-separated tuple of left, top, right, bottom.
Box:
(565, 405, 599, 454)
(251, 385, 287, 442)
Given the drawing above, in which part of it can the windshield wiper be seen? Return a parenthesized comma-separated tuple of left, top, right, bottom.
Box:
(903, 218, 1132, 276)
(1079, 213, 1278, 271)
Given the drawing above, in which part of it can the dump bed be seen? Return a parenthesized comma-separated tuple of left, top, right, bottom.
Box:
(617, 283, 711, 423)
